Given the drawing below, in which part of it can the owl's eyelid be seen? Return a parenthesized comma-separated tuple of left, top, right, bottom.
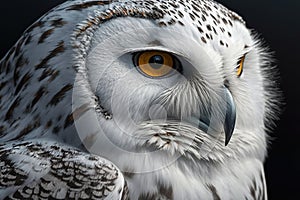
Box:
(123, 46, 185, 58)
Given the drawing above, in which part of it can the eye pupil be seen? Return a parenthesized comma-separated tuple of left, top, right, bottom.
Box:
(135, 51, 181, 78)
(149, 55, 164, 69)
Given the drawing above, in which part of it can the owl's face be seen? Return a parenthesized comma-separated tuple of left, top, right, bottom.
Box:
(70, 0, 271, 172)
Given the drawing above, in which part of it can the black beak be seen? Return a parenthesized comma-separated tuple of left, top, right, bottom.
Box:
(223, 88, 236, 146)
(190, 87, 236, 146)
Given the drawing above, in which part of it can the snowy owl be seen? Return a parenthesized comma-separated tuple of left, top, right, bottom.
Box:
(0, 0, 280, 199)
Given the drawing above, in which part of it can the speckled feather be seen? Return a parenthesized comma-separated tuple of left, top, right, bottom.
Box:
(0, 0, 278, 199)
(0, 140, 128, 199)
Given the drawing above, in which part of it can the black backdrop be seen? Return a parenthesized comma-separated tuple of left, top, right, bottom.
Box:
(0, 1, 299, 199)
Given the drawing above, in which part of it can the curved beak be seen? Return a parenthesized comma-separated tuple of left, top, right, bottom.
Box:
(190, 87, 236, 146)
(223, 88, 236, 146)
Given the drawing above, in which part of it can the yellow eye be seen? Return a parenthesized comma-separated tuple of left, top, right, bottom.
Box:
(236, 54, 246, 77)
(135, 51, 179, 78)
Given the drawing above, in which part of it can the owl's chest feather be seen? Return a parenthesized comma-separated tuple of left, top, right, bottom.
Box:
(124, 157, 265, 200)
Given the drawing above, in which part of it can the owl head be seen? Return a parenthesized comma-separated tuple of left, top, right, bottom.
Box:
(65, 0, 280, 173)
(0, 0, 279, 175)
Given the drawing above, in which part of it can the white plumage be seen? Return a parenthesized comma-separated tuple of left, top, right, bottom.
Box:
(0, 0, 279, 199)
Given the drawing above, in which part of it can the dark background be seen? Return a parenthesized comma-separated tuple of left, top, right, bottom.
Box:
(0, 1, 299, 199)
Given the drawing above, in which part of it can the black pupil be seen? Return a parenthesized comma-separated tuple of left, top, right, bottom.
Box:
(149, 55, 164, 69)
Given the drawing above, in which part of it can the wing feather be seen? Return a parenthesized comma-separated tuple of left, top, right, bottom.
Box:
(0, 139, 129, 200)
